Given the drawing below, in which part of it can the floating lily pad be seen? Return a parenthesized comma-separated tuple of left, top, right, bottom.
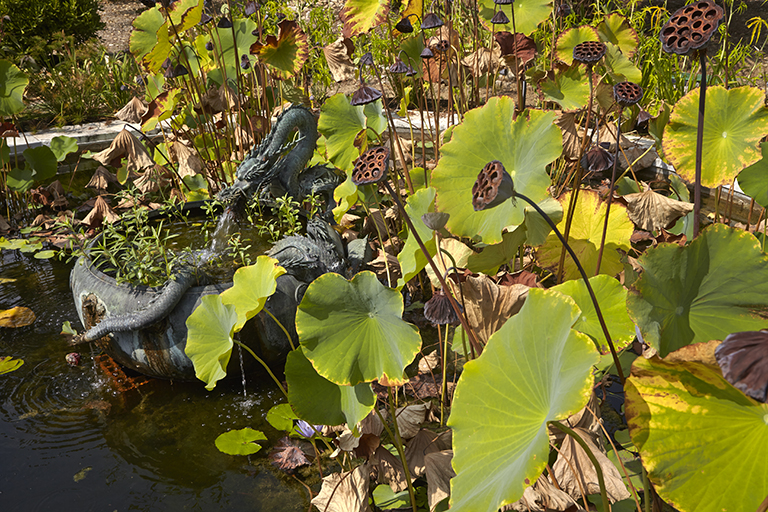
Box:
(297, 271, 422, 386)
(627, 224, 768, 357)
(285, 348, 375, 427)
(625, 355, 768, 512)
(432, 98, 562, 244)
(449, 289, 599, 512)
(663, 86, 768, 188)
(215, 427, 267, 455)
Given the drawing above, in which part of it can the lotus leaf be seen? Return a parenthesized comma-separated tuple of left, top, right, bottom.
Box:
(130, 7, 166, 69)
(396, 187, 436, 289)
(449, 289, 599, 512)
(185, 295, 238, 390)
(266, 403, 298, 432)
(0, 356, 23, 375)
(625, 355, 768, 512)
(50, 136, 78, 162)
(220, 255, 286, 331)
(297, 271, 422, 386)
(603, 42, 641, 83)
(627, 224, 768, 357)
(737, 142, 768, 208)
(250, 20, 308, 79)
(663, 86, 768, 188)
(215, 427, 267, 455)
(541, 65, 590, 111)
(23, 146, 57, 182)
(212, 18, 259, 78)
(340, 0, 390, 36)
(538, 191, 633, 282)
(432, 98, 562, 244)
(596, 14, 638, 57)
(477, 0, 553, 36)
(0, 60, 27, 116)
(552, 275, 635, 353)
(7, 168, 33, 192)
(555, 26, 599, 65)
(466, 227, 526, 275)
(319, 94, 387, 173)
(285, 349, 375, 427)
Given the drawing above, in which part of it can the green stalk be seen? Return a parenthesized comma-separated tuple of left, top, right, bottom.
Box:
(234, 340, 288, 399)
(263, 308, 295, 351)
(550, 421, 609, 512)
(388, 387, 418, 512)
(595, 107, 622, 275)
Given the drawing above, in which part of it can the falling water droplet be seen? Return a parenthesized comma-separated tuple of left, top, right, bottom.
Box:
(238, 343, 247, 399)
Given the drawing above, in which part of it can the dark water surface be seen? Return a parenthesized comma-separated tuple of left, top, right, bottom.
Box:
(0, 250, 306, 511)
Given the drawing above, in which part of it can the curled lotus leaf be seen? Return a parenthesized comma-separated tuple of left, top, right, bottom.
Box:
(627, 224, 768, 357)
(625, 354, 768, 512)
(449, 289, 598, 512)
(663, 86, 768, 188)
(432, 97, 562, 245)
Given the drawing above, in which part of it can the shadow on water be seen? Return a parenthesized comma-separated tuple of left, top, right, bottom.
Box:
(0, 250, 307, 511)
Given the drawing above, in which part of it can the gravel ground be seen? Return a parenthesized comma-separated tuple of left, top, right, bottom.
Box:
(97, 0, 144, 52)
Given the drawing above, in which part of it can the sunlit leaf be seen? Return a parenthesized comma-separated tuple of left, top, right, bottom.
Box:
(250, 20, 309, 79)
(6, 168, 34, 192)
(266, 403, 298, 432)
(538, 190, 633, 282)
(603, 42, 641, 83)
(340, 0, 390, 37)
(0, 306, 36, 328)
(0, 355, 23, 375)
(627, 224, 768, 357)
(220, 255, 285, 331)
(540, 64, 590, 111)
(449, 289, 598, 512)
(432, 98, 562, 244)
(215, 427, 267, 455)
(297, 271, 422, 386)
(185, 294, 238, 390)
(285, 348, 375, 426)
(49, 136, 78, 162)
(737, 142, 768, 208)
(664, 86, 768, 188)
(0, 60, 28, 116)
(477, 0, 553, 36)
(396, 187, 437, 289)
(596, 14, 638, 57)
(625, 355, 768, 512)
(34, 250, 55, 259)
(555, 26, 599, 65)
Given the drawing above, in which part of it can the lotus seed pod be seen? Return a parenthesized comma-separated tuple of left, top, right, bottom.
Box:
(420, 47, 435, 60)
(421, 12, 444, 30)
(581, 144, 614, 174)
(395, 17, 414, 33)
(660, 0, 724, 56)
(491, 10, 510, 24)
(613, 81, 643, 107)
(350, 85, 382, 106)
(715, 330, 768, 403)
(421, 212, 450, 231)
(352, 146, 390, 186)
(389, 58, 415, 75)
(572, 40, 607, 65)
(472, 160, 515, 211)
(424, 289, 460, 325)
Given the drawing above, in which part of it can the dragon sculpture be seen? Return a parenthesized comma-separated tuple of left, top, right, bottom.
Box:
(72, 105, 361, 347)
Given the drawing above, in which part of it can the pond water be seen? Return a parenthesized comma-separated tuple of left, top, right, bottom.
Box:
(0, 250, 308, 511)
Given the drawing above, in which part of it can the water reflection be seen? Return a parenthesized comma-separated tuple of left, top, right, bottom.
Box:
(0, 251, 306, 511)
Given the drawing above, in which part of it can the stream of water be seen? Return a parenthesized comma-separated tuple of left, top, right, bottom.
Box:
(0, 249, 307, 511)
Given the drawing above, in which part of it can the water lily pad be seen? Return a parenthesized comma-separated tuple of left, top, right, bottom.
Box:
(552, 275, 635, 353)
(432, 98, 562, 244)
(538, 190, 633, 282)
(0, 356, 23, 374)
(540, 65, 590, 111)
(0, 306, 36, 328)
(250, 20, 308, 79)
(625, 355, 768, 512)
(185, 294, 238, 390)
(50, 136, 78, 162)
(396, 187, 436, 289)
(340, 0, 390, 36)
(555, 26, 599, 65)
(215, 427, 267, 455)
(33, 250, 55, 260)
(627, 224, 768, 357)
(596, 14, 638, 57)
(220, 255, 286, 331)
(449, 289, 599, 512)
(0, 60, 28, 116)
(285, 349, 375, 427)
(297, 271, 422, 386)
(478, 0, 553, 36)
(663, 86, 768, 188)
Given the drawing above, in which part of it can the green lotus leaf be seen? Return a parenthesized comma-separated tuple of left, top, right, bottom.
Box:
(130, 6, 168, 72)
(23, 146, 57, 182)
(220, 255, 286, 331)
(552, 275, 635, 353)
(373, 484, 411, 510)
(250, 20, 308, 79)
(663, 86, 768, 188)
(0, 140, 9, 167)
(466, 226, 527, 275)
(214, 18, 259, 75)
(603, 42, 641, 83)
(268, 404, 299, 435)
(297, 271, 422, 386)
(185, 294, 238, 390)
(0, 355, 23, 375)
(215, 427, 267, 455)
(332, 172, 359, 223)
(541, 64, 590, 111)
(50, 136, 78, 162)
(340, 0, 390, 36)
(432, 98, 562, 244)
(627, 224, 768, 357)
(555, 26, 599, 65)
(285, 349, 375, 427)
(0, 60, 28, 116)
(538, 190, 633, 282)
(399, 36, 424, 80)
(737, 142, 768, 208)
(523, 196, 562, 245)
(6, 168, 34, 193)
(397, 187, 437, 289)
(477, 0, 553, 36)
(449, 289, 599, 512)
(625, 355, 768, 512)
(596, 14, 638, 57)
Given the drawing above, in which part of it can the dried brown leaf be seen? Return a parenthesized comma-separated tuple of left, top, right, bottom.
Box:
(82, 196, 120, 227)
(425, 450, 455, 511)
(170, 141, 204, 179)
(461, 47, 500, 77)
(462, 274, 529, 345)
(624, 189, 693, 232)
(395, 403, 429, 439)
(507, 474, 584, 511)
(91, 128, 154, 172)
(323, 37, 356, 82)
(269, 436, 310, 472)
(359, 411, 384, 437)
(418, 350, 440, 373)
(555, 111, 581, 161)
(86, 166, 119, 192)
(372, 445, 408, 492)
(311, 463, 372, 512)
(115, 97, 148, 123)
(405, 429, 441, 478)
(133, 166, 172, 194)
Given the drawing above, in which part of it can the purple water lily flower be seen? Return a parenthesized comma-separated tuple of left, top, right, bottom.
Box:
(295, 420, 322, 438)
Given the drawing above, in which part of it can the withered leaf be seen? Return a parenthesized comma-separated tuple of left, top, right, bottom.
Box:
(323, 37, 356, 82)
(418, 350, 440, 373)
(715, 331, 768, 402)
(170, 141, 204, 179)
(554, 111, 581, 161)
(395, 403, 429, 439)
(425, 450, 455, 511)
(624, 188, 693, 232)
(372, 445, 408, 492)
(462, 274, 529, 345)
(405, 428, 441, 478)
(115, 97, 148, 123)
(133, 166, 172, 194)
(508, 474, 583, 511)
(82, 195, 120, 227)
(91, 128, 154, 172)
(0, 306, 36, 328)
(311, 463, 372, 512)
(269, 436, 310, 472)
(86, 166, 119, 192)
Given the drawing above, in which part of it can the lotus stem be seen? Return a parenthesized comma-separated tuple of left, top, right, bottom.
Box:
(381, 180, 484, 356)
(550, 421, 610, 512)
(595, 107, 622, 276)
(233, 340, 288, 399)
(515, 191, 625, 383)
(694, 51, 707, 238)
(263, 308, 295, 351)
(510, 4, 522, 114)
(387, 387, 418, 512)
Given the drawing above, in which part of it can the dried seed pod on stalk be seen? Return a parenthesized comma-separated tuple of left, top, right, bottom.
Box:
(352, 146, 390, 186)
